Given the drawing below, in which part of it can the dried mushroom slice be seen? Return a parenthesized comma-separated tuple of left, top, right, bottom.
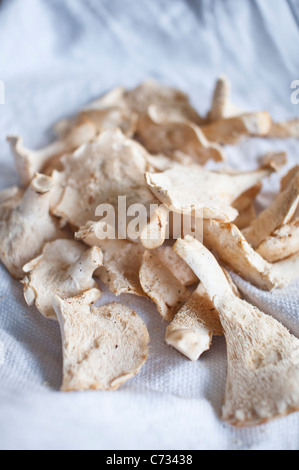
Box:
(76, 221, 145, 297)
(53, 290, 149, 392)
(52, 129, 157, 229)
(137, 106, 225, 164)
(8, 114, 97, 187)
(261, 151, 288, 172)
(202, 219, 284, 291)
(0, 174, 67, 279)
(157, 245, 198, 287)
(201, 112, 272, 145)
(206, 75, 244, 123)
(139, 250, 190, 322)
(146, 164, 272, 222)
(165, 283, 223, 361)
(174, 236, 299, 427)
(242, 171, 299, 249)
(22, 240, 103, 320)
(256, 220, 299, 263)
(267, 118, 299, 139)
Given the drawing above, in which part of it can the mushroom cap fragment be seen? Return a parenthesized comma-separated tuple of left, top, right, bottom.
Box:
(8, 114, 97, 187)
(174, 236, 299, 427)
(267, 119, 299, 139)
(165, 283, 223, 361)
(146, 165, 273, 222)
(256, 220, 299, 262)
(202, 219, 284, 291)
(52, 129, 157, 229)
(201, 112, 272, 145)
(157, 245, 198, 287)
(242, 171, 299, 249)
(53, 290, 149, 392)
(206, 75, 244, 123)
(76, 221, 145, 297)
(137, 107, 225, 164)
(0, 174, 67, 279)
(139, 250, 191, 322)
(22, 240, 103, 320)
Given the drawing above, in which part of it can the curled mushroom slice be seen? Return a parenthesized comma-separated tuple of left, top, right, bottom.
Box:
(174, 236, 299, 427)
(52, 129, 157, 229)
(261, 151, 288, 172)
(206, 75, 244, 123)
(157, 245, 198, 287)
(242, 171, 299, 249)
(53, 290, 149, 391)
(267, 118, 299, 139)
(0, 174, 67, 279)
(8, 114, 97, 187)
(0, 186, 24, 213)
(125, 79, 204, 125)
(22, 240, 103, 320)
(203, 219, 284, 290)
(146, 164, 273, 222)
(165, 283, 223, 361)
(256, 220, 299, 263)
(139, 251, 190, 322)
(76, 221, 145, 297)
(201, 112, 272, 145)
(137, 106, 225, 164)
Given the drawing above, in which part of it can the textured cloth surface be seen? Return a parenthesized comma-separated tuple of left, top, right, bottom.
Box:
(0, 0, 299, 450)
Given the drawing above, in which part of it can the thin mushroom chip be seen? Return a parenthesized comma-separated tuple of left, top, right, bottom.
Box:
(22, 240, 103, 320)
(157, 245, 198, 287)
(261, 151, 288, 172)
(8, 114, 97, 187)
(256, 220, 299, 263)
(267, 118, 299, 139)
(137, 106, 225, 164)
(242, 171, 299, 249)
(174, 236, 299, 427)
(202, 219, 284, 291)
(146, 164, 273, 222)
(165, 283, 223, 361)
(76, 221, 145, 297)
(206, 75, 244, 123)
(201, 112, 272, 145)
(0, 174, 68, 279)
(139, 250, 190, 322)
(53, 290, 149, 392)
(52, 129, 157, 230)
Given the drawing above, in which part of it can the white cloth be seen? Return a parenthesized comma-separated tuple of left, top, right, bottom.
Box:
(0, 0, 299, 450)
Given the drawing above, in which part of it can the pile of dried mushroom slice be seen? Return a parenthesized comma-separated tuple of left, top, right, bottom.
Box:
(1, 77, 299, 427)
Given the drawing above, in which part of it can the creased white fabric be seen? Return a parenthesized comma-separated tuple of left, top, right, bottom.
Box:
(0, 0, 299, 450)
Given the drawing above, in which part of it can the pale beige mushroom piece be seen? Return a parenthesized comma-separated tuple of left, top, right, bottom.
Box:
(124, 79, 204, 125)
(157, 245, 198, 287)
(261, 151, 288, 172)
(234, 203, 256, 230)
(76, 221, 145, 297)
(8, 114, 97, 187)
(137, 106, 225, 164)
(281, 165, 299, 191)
(52, 129, 157, 229)
(242, 172, 299, 249)
(201, 112, 272, 145)
(165, 268, 240, 361)
(0, 186, 24, 214)
(22, 240, 103, 320)
(146, 164, 273, 222)
(267, 118, 299, 139)
(139, 204, 169, 250)
(165, 283, 223, 361)
(272, 251, 299, 286)
(232, 184, 261, 230)
(256, 220, 299, 262)
(53, 289, 149, 392)
(202, 219, 284, 291)
(0, 174, 67, 279)
(145, 152, 194, 173)
(173, 236, 299, 427)
(139, 250, 191, 322)
(206, 75, 244, 123)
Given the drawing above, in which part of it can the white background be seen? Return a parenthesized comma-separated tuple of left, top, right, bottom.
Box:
(0, 0, 299, 450)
